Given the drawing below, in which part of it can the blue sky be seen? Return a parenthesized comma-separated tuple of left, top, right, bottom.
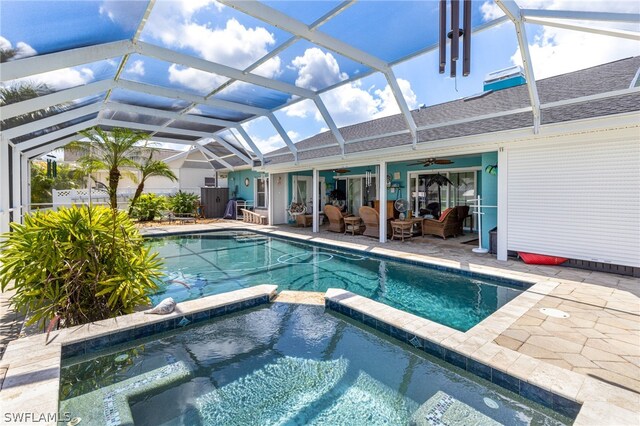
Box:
(1, 0, 639, 153)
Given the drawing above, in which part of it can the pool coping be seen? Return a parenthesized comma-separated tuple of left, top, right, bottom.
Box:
(324, 288, 639, 425)
(0, 284, 277, 426)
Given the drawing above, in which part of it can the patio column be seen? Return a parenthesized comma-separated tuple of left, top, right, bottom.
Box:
(497, 147, 508, 261)
(312, 168, 319, 233)
(379, 161, 387, 243)
(267, 172, 274, 226)
(12, 148, 21, 223)
(0, 138, 10, 233)
(21, 154, 29, 218)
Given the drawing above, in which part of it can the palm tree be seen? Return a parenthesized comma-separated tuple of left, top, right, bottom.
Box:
(128, 153, 177, 214)
(0, 82, 66, 131)
(0, 47, 17, 63)
(72, 127, 148, 210)
(424, 173, 454, 217)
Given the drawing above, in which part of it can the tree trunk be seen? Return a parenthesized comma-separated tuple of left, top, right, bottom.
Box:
(129, 182, 145, 215)
(108, 168, 120, 210)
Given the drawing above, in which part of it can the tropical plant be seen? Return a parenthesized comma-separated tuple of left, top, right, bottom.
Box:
(424, 173, 454, 218)
(131, 193, 167, 221)
(128, 152, 177, 214)
(0, 205, 163, 328)
(72, 127, 148, 209)
(30, 161, 87, 205)
(169, 191, 199, 215)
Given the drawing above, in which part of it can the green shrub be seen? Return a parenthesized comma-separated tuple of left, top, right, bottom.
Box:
(131, 193, 167, 221)
(0, 205, 163, 328)
(169, 190, 200, 215)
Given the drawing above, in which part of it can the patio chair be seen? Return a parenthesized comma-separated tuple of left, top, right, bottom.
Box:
(324, 205, 346, 233)
(422, 207, 459, 239)
(359, 206, 385, 238)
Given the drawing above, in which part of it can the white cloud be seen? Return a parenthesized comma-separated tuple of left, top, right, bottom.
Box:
(143, 1, 281, 85)
(319, 78, 418, 127)
(290, 48, 348, 91)
(253, 56, 282, 79)
(7, 67, 95, 90)
(281, 99, 318, 119)
(0, 36, 11, 50)
(287, 130, 301, 142)
(179, 18, 277, 71)
(480, 1, 505, 21)
(0, 36, 37, 60)
(168, 64, 228, 93)
(99, 0, 144, 31)
(251, 133, 286, 153)
(509, 0, 640, 79)
(13, 42, 37, 59)
(281, 46, 419, 128)
(125, 59, 145, 76)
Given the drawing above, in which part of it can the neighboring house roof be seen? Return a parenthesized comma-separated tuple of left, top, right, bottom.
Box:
(265, 56, 640, 165)
(63, 146, 182, 163)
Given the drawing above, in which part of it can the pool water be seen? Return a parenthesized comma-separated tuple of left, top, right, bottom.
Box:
(147, 231, 525, 331)
(60, 303, 569, 425)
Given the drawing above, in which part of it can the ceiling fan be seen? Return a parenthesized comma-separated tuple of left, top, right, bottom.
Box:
(332, 168, 351, 174)
(406, 158, 454, 167)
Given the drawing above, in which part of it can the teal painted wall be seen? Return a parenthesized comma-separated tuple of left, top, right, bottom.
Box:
(227, 170, 262, 200)
(386, 156, 481, 201)
(480, 152, 498, 249)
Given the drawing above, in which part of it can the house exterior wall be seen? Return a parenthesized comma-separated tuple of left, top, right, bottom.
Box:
(506, 132, 639, 267)
(227, 169, 263, 201)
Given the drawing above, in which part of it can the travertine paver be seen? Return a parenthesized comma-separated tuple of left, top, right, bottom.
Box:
(272, 290, 325, 305)
(494, 285, 640, 393)
(140, 221, 640, 395)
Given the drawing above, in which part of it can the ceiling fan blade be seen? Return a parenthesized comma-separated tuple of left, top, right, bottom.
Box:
(434, 159, 453, 164)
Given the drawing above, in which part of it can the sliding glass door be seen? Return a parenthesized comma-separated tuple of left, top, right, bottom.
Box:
(409, 169, 477, 217)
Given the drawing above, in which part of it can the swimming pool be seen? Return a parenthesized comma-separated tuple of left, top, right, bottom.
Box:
(60, 303, 569, 425)
(147, 230, 526, 331)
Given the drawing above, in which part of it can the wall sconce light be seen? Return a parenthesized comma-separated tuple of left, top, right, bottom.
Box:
(485, 164, 498, 175)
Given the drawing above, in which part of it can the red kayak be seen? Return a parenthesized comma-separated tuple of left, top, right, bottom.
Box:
(518, 252, 568, 265)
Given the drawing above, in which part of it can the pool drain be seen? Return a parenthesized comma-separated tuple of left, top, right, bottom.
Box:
(483, 398, 499, 409)
(539, 308, 570, 319)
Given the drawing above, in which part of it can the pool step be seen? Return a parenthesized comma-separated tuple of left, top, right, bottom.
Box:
(60, 361, 193, 426)
(234, 234, 269, 243)
(196, 356, 417, 425)
(410, 390, 501, 426)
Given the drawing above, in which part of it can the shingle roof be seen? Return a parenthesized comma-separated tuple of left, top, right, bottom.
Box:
(266, 56, 640, 165)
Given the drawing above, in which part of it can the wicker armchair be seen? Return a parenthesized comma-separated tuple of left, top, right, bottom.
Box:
(422, 207, 459, 239)
(359, 206, 381, 238)
(324, 205, 346, 233)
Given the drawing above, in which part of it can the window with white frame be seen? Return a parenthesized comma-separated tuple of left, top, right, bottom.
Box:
(255, 177, 268, 209)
